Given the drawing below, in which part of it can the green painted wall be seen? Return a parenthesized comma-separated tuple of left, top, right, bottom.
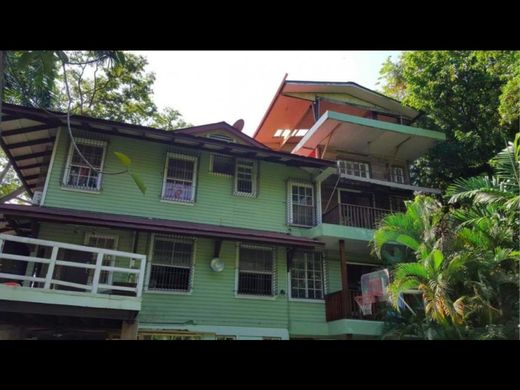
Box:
(37, 223, 343, 336)
(44, 128, 313, 234)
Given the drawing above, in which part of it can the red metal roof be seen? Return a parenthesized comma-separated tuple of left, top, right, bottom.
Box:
(0, 205, 323, 248)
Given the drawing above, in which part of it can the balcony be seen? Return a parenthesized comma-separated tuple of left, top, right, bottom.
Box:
(325, 289, 386, 322)
(323, 203, 391, 230)
(0, 234, 147, 314)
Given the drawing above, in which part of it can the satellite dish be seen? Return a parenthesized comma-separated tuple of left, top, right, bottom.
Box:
(210, 257, 225, 272)
(232, 119, 245, 132)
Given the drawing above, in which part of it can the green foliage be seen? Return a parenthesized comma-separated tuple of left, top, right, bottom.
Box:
(378, 51, 519, 190)
(2, 50, 189, 195)
(372, 137, 519, 339)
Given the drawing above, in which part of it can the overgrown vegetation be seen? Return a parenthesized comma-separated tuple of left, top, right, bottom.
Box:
(373, 134, 519, 339)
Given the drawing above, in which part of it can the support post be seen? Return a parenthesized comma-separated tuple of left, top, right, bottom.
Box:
(120, 320, 138, 340)
(339, 239, 351, 316)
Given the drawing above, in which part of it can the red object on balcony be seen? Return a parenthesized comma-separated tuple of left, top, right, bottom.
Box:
(2, 281, 21, 287)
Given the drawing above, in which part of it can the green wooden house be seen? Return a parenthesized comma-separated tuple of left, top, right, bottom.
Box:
(0, 79, 444, 340)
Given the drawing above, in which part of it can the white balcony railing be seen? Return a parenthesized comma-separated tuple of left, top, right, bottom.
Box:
(0, 233, 147, 298)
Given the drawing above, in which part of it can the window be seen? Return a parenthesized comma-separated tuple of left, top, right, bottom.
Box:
(210, 154, 234, 176)
(288, 182, 315, 226)
(391, 166, 405, 184)
(84, 233, 118, 285)
(237, 245, 275, 296)
(162, 153, 197, 203)
(338, 160, 370, 178)
(207, 133, 235, 143)
(148, 235, 194, 292)
(290, 251, 325, 300)
(63, 138, 107, 191)
(234, 159, 257, 197)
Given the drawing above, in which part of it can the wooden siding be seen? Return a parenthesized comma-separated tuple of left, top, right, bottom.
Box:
(43, 128, 314, 234)
(37, 223, 343, 336)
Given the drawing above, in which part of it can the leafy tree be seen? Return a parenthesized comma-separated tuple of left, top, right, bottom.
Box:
(59, 51, 190, 129)
(1, 51, 190, 197)
(372, 134, 520, 339)
(378, 51, 519, 191)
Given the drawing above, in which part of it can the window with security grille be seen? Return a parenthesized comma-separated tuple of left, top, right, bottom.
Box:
(234, 159, 257, 196)
(237, 245, 274, 296)
(391, 166, 405, 184)
(148, 236, 194, 292)
(290, 251, 324, 300)
(210, 154, 234, 176)
(63, 139, 106, 191)
(338, 160, 370, 178)
(162, 153, 197, 203)
(289, 183, 314, 226)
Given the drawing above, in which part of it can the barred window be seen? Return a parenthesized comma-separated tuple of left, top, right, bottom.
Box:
(63, 139, 107, 191)
(237, 245, 274, 296)
(391, 166, 405, 184)
(234, 159, 257, 197)
(162, 153, 197, 203)
(210, 154, 234, 176)
(290, 251, 325, 300)
(338, 160, 370, 178)
(288, 182, 315, 226)
(148, 236, 194, 292)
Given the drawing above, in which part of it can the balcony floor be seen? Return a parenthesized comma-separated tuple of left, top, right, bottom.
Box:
(0, 284, 141, 312)
(328, 318, 384, 337)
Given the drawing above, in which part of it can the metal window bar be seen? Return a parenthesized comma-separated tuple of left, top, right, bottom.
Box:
(163, 157, 195, 202)
(238, 246, 274, 296)
(339, 203, 390, 229)
(65, 143, 104, 190)
(290, 252, 324, 299)
(291, 184, 315, 226)
(149, 237, 193, 291)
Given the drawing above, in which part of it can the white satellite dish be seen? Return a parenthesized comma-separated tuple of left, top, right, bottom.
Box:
(210, 257, 225, 272)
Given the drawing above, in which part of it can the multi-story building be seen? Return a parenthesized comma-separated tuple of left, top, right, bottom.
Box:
(0, 78, 444, 340)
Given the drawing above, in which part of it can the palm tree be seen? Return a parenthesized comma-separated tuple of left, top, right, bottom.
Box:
(372, 196, 466, 326)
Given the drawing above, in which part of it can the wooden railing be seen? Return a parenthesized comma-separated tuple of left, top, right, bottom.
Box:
(339, 203, 390, 229)
(0, 233, 147, 298)
(325, 288, 385, 321)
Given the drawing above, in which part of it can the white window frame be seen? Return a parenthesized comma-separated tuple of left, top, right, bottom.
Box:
(84, 233, 119, 286)
(391, 166, 406, 184)
(145, 234, 196, 294)
(234, 159, 257, 197)
(161, 152, 198, 204)
(209, 153, 234, 177)
(338, 160, 371, 178)
(235, 243, 276, 299)
(288, 251, 326, 302)
(62, 138, 107, 192)
(287, 181, 315, 227)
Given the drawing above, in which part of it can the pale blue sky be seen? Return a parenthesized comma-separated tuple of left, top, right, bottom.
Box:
(134, 51, 401, 136)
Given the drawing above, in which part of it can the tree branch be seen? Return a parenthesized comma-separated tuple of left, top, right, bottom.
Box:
(0, 185, 26, 203)
(0, 162, 12, 183)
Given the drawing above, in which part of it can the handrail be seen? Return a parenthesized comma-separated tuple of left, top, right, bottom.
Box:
(338, 203, 390, 229)
(0, 233, 146, 298)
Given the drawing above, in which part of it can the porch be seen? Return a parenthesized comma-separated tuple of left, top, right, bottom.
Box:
(0, 233, 147, 313)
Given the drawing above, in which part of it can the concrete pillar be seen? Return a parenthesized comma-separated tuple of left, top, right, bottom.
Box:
(120, 320, 138, 340)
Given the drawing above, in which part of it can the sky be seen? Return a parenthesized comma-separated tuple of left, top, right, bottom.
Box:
(132, 51, 402, 136)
